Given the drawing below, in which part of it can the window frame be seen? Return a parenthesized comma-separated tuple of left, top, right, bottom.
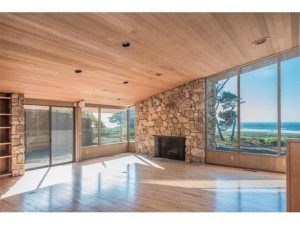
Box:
(129, 107, 136, 142)
(206, 47, 300, 156)
(100, 108, 128, 145)
(81, 107, 100, 147)
(81, 106, 135, 147)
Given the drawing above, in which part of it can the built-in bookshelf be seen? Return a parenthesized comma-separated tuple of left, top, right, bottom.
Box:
(0, 93, 12, 178)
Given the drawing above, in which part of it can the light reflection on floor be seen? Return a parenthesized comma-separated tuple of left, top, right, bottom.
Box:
(0, 153, 286, 212)
(140, 179, 286, 192)
(0, 154, 164, 199)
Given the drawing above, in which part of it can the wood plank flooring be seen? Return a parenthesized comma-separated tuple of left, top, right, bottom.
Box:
(0, 153, 286, 212)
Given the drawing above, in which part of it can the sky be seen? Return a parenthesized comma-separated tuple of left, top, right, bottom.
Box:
(101, 113, 117, 128)
(220, 55, 300, 123)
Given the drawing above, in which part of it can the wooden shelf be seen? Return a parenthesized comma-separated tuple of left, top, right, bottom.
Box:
(0, 127, 11, 129)
(0, 154, 12, 159)
(0, 113, 12, 116)
(0, 97, 11, 100)
(0, 172, 12, 178)
(0, 93, 12, 179)
(0, 142, 12, 146)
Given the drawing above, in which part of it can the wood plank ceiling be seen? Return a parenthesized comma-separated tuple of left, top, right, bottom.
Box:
(0, 13, 299, 107)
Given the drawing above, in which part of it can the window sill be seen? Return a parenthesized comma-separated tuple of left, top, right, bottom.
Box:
(81, 144, 99, 148)
(99, 142, 128, 146)
(207, 149, 286, 157)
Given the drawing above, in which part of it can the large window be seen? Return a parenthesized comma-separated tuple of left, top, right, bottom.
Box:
(206, 48, 300, 156)
(101, 108, 127, 144)
(240, 58, 278, 155)
(81, 107, 133, 146)
(280, 50, 300, 155)
(129, 107, 135, 141)
(207, 70, 238, 152)
(81, 107, 99, 146)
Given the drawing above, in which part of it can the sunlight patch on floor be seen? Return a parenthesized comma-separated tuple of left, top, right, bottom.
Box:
(81, 155, 164, 175)
(0, 165, 73, 199)
(135, 155, 165, 169)
(1, 155, 165, 199)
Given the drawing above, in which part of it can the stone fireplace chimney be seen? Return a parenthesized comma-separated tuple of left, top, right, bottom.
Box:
(135, 78, 205, 163)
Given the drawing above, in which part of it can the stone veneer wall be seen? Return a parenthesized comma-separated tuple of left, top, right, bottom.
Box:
(135, 79, 206, 163)
(206, 80, 217, 150)
(10, 94, 25, 176)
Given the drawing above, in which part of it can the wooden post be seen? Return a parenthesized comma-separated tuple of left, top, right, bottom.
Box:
(74, 103, 82, 162)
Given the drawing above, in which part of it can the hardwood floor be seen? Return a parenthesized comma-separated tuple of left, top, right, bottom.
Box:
(0, 153, 286, 212)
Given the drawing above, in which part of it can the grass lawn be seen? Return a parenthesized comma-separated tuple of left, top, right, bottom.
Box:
(215, 130, 300, 155)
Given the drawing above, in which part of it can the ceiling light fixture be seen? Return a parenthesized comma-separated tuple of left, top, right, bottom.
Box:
(123, 81, 129, 84)
(121, 42, 131, 48)
(75, 69, 82, 74)
(252, 37, 269, 46)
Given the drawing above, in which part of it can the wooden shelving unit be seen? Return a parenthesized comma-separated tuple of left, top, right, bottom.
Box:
(0, 127, 11, 129)
(0, 142, 12, 146)
(0, 172, 12, 178)
(0, 93, 12, 178)
(0, 113, 12, 116)
(0, 97, 11, 100)
(0, 154, 12, 159)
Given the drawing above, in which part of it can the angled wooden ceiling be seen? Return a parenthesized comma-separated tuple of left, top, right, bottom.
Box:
(0, 13, 299, 106)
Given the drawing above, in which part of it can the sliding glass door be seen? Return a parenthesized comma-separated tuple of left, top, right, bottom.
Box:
(51, 107, 74, 165)
(25, 105, 74, 169)
(25, 105, 51, 169)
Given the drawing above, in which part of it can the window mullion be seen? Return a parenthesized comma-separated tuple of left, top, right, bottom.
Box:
(277, 56, 281, 156)
(237, 68, 241, 153)
(98, 107, 101, 145)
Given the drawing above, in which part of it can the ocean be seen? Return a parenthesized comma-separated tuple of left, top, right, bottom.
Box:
(240, 122, 300, 133)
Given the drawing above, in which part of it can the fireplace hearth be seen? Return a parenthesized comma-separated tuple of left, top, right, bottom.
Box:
(154, 135, 186, 160)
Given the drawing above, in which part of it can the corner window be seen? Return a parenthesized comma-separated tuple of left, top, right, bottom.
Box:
(101, 108, 127, 144)
(207, 70, 238, 152)
(81, 107, 99, 146)
(129, 107, 135, 141)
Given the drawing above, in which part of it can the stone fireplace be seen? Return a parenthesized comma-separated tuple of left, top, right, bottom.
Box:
(154, 135, 186, 160)
(135, 78, 206, 163)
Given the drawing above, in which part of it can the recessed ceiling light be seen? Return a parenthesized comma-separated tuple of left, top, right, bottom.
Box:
(155, 73, 163, 76)
(121, 42, 131, 48)
(123, 81, 129, 84)
(75, 69, 82, 74)
(252, 37, 269, 46)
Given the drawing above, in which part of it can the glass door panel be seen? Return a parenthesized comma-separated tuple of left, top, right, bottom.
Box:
(51, 107, 74, 165)
(25, 105, 50, 169)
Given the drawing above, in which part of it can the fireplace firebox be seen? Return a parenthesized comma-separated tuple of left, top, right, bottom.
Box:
(153, 135, 186, 161)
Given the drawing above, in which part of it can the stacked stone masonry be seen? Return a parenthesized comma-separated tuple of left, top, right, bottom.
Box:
(206, 80, 217, 150)
(135, 79, 206, 163)
(10, 93, 25, 176)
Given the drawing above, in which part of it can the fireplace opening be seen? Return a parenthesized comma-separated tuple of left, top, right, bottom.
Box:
(154, 135, 186, 161)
